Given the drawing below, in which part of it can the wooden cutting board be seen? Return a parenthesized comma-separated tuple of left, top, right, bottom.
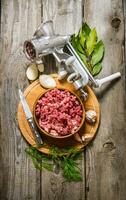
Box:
(17, 74, 100, 154)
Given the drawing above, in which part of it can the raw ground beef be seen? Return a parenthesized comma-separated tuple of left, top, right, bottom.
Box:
(35, 88, 83, 136)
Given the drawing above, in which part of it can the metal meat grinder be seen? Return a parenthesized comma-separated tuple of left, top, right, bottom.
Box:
(23, 20, 121, 100)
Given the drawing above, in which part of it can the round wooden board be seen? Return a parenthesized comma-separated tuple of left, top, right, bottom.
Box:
(17, 74, 100, 154)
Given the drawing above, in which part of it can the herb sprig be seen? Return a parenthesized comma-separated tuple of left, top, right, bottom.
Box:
(71, 22, 105, 76)
(25, 145, 83, 182)
(25, 147, 54, 171)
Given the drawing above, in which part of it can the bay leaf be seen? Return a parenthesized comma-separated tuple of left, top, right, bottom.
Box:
(81, 23, 91, 38)
(71, 35, 78, 50)
(79, 23, 91, 47)
(76, 37, 84, 53)
(86, 28, 97, 55)
(71, 35, 84, 53)
(91, 40, 104, 66)
(77, 52, 87, 66)
(79, 29, 85, 47)
(92, 62, 102, 76)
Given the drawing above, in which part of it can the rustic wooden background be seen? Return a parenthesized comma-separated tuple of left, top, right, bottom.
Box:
(0, 0, 126, 200)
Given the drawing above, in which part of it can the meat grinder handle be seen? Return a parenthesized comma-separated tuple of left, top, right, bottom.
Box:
(96, 72, 121, 87)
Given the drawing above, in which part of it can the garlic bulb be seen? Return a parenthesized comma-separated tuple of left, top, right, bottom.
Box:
(86, 110, 97, 124)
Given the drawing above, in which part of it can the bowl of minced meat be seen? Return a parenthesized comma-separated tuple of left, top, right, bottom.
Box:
(33, 88, 85, 139)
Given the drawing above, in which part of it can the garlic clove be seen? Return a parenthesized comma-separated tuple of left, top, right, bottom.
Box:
(38, 63, 44, 72)
(82, 134, 93, 142)
(85, 110, 97, 124)
(26, 64, 39, 81)
(39, 74, 56, 89)
(74, 133, 83, 143)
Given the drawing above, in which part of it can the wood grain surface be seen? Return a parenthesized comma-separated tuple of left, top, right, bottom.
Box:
(84, 0, 126, 200)
(0, 0, 125, 200)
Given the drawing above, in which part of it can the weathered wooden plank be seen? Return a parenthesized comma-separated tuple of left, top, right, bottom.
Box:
(42, 0, 82, 35)
(124, 0, 126, 67)
(41, 1, 85, 200)
(0, 0, 42, 199)
(84, 0, 126, 200)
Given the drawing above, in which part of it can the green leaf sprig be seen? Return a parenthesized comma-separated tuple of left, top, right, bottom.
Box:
(71, 23, 105, 76)
(25, 146, 54, 171)
(25, 145, 83, 182)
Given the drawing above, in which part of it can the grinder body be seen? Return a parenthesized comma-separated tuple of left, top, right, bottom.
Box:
(23, 21, 121, 100)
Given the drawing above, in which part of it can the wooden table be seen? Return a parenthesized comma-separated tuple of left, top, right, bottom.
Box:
(0, 0, 126, 200)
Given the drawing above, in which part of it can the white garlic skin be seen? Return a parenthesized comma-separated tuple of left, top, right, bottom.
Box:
(39, 74, 56, 89)
(37, 63, 44, 72)
(26, 64, 38, 81)
(86, 110, 97, 124)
